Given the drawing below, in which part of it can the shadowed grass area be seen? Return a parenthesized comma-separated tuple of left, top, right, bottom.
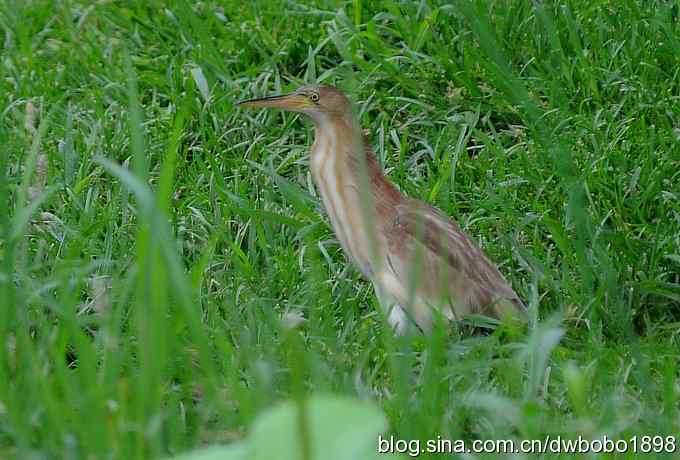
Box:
(1, 0, 679, 458)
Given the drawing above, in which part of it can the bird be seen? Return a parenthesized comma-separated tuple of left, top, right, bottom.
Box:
(238, 84, 526, 334)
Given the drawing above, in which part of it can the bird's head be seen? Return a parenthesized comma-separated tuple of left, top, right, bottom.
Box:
(237, 84, 351, 124)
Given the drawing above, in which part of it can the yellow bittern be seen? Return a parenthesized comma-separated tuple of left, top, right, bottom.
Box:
(238, 84, 526, 334)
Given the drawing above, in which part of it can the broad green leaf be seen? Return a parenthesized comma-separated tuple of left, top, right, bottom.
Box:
(171, 444, 247, 460)
(249, 394, 389, 460)
(169, 395, 403, 460)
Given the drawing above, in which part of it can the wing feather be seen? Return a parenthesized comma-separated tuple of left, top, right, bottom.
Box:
(385, 199, 525, 318)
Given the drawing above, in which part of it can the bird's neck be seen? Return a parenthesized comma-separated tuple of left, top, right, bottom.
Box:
(310, 115, 402, 216)
(309, 115, 402, 276)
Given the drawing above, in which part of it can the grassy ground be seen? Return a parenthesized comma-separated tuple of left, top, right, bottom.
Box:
(2, 0, 680, 458)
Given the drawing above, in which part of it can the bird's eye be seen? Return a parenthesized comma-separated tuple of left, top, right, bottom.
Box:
(310, 93, 319, 103)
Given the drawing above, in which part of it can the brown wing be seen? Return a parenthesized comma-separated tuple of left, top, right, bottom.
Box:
(384, 198, 525, 319)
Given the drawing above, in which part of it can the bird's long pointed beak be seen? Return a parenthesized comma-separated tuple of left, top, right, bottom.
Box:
(237, 93, 309, 111)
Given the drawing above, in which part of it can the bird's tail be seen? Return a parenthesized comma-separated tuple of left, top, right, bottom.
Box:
(492, 295, 528, 322)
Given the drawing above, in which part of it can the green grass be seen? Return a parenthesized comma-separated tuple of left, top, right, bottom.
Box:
(2, 0, 680, 458)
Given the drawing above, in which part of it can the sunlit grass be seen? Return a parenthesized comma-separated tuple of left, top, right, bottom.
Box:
(1, 1, 679, 459)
